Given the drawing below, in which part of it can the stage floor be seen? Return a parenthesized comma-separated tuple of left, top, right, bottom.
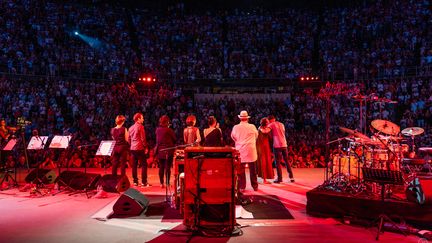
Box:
(0, 168, 421, 243)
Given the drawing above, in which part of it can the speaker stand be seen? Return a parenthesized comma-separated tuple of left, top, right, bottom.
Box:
(68, 187, 94, 199)
(30, 176, 49, 197)
(0, 168, 19, 190)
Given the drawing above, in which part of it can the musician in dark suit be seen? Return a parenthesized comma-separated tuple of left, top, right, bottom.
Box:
(155, 115, 176, 188)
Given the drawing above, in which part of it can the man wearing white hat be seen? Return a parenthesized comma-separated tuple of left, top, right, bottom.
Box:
(231, 110, 259, 192)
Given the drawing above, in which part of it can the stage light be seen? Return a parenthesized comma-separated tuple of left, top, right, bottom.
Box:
(146, 77, 151, 82)
(74, 31, 79, 35)
(300, 77, 304, 81)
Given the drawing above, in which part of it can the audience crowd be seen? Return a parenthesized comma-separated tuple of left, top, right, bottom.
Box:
(1, 0, 431, 81)
(1, 76, 432, 169)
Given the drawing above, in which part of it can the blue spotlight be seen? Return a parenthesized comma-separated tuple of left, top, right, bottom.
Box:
(74, 31, 79, 36)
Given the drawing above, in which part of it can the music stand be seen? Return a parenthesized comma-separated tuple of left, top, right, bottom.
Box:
(0, 139, 19, 190)
(362, 168, 406, 240)
(96, 140, 116, 175)
(49, 135, 71, 150)
(25, 136, 51, 195)
(27, 136, 48, 150)
(49, 135, 72, 195)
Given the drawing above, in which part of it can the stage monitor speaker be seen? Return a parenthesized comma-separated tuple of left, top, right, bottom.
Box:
(25, 169, 57, 184)
(98, 174, 130, 193)
(419, 177, 432, 205)
(55, 171, 84, 186)
(69, 173, 101, 190)
(406, 176, 432, 205)
(112, 188, 149, 217)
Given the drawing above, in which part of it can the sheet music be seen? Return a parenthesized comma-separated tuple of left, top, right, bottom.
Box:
(49, 135, 72, 149)
(27, 136, 48, 150)
(96, 140, 116, 156)
(2, 139, 17, 151)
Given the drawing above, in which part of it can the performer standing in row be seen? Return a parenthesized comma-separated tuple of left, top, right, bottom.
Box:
(256, 118, 274, 184)
(231, 110, 259, 192)
(155, 115, 176, 188)
(129, 113, 150, 187)
(0, 119, 16, 144)
(111, 115, 129, 177)
(0, 119, 17, 164)
(183, 115, 201, 146)
(203, 116, 223, 147)
(268, 115, 295, 183)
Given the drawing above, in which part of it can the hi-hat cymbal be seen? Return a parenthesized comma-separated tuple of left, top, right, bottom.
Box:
(376, 98, 398, 104)
(371, 120, 400, 136)
(339, 127, 370, 141)
(352, 94, 367, 100)
(376, 134, 403, 141)
(401, 127, 424, 136)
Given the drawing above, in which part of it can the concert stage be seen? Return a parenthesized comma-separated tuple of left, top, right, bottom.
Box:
(0, 168, 422, 243)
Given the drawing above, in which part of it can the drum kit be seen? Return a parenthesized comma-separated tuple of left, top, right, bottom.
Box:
(327, 118, 428, 194)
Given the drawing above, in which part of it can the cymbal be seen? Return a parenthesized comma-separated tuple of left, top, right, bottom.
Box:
(365, 140, 385, 147)
(376, 134, 403, 141)
(419, 147, 432, 153)
(401, 127, 424, 136)
(339, 127, 370, 141)
(377, 98, 397, 104)
(371, 119, 400, 136)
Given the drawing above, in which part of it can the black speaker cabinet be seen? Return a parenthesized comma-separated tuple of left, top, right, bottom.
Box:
(55, 171, 84, 186)
(98, 174, 130, 193)
(69, 173, 101, 190)
(112, 188, 149, 217)
(25, 169, 57, 184)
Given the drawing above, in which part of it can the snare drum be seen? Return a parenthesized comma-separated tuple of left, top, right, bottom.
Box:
(366, 149, 388, 161)
(390, 144, 409, 153)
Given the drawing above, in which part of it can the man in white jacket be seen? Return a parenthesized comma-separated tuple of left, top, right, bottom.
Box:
(231, 110, 259, 192)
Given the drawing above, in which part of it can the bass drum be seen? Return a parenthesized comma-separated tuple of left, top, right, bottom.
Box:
(332, 155, 361, 179)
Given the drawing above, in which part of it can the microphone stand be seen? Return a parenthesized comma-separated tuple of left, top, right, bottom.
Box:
(160, 143, 197, 205)
(77, 144, 96, 174)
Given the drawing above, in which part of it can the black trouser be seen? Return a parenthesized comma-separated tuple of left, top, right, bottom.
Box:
(158, 155, 173, 185)
(130, 150, 147, 184)
(237, 162, 258, 190)
(274, 147, 294, 181)
(112, 146, 128, 176)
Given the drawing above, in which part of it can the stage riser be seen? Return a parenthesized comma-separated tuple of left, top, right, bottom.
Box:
(306, 188, 432, 229)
